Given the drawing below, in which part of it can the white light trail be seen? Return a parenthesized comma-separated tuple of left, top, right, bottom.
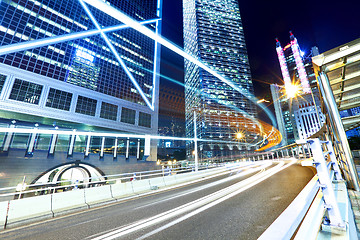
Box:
(90, 160, 296, 240)
(79, 0, 154, 110)
(81, 0, 278, 130)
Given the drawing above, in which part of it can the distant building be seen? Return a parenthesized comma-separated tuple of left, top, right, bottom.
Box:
(273, 32, 324, 144)
(183, 0, 257, 160)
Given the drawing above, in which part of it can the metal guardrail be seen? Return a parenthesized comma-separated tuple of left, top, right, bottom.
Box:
(0, 164, 224, 201)
(260, 138, 356, 239)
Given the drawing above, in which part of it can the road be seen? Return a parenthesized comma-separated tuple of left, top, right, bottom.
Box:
(0, 160, 314, 240)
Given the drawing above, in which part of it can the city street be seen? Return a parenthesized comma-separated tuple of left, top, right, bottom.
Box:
(0, 161, 314, 240)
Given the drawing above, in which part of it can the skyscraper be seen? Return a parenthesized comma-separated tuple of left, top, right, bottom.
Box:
(0, 0, 161, 149)
(0, 0, 163, 188)
(183, 0, 257, 159)
(273, 32, 324, 144)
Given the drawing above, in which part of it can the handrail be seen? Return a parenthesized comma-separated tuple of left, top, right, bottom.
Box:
(0, 162, 233, 199)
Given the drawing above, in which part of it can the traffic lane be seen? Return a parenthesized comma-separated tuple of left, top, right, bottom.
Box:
(134, 164, 314, 240)
(0, 163, 270, 240)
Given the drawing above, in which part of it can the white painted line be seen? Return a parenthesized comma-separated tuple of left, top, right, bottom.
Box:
(89, 160, 295, 240)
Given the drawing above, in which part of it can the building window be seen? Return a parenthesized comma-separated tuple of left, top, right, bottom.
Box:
(9, 79, 43, 104)
(0, 74, 6, 91)
(75, 96, 97, 116)
(100, 102, 118, 121)
(121, 107, 136, 124)
(139, 112, 151, 128)
(46, 88, 72, 111)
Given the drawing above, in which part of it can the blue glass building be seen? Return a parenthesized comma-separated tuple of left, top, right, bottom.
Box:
(0, 0, 161, 158)
(183, 0, 257, 160)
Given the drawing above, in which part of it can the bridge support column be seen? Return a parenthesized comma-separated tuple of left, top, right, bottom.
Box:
(68, 132, 76, 157)
(136, 139, 140, 160)
(100, 137, 105, 158)
(3, 124, 15, 152)
(49, 133, 58, 155)
(85, 135, 91, 158)
(114, 138, 118, 159)
(26, 131, 37, 156)
(125, 138, 130, 159)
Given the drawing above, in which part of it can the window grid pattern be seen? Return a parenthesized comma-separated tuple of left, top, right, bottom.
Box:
(0, 0, 158, 106)
(9, 78, 43, 104)
(183, 0, 257, 157)
(121, 107, 136, 124)
(100, 101, 118, 121)
(46, 87, 72, 111)
(138, 112, 151, 128)
(75, 95, 97, 116)
(0, 73, 6, 91)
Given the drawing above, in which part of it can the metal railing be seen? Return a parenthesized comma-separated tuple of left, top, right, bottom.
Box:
(0, 163, 224, 202)
(259, 138, 352, 239)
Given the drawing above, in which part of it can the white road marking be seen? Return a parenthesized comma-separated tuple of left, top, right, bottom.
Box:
(90, 160, 296, 240)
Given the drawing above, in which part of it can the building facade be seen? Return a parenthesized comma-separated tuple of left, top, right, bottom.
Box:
(183, 0, 257, 160)
(273, 32, 324, 144)
(0, 0, 162, 188)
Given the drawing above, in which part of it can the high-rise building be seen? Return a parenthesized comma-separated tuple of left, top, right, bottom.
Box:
(0, 0, 162, 188)
(0, 0, 161, 142)
(183, 0, 257, 159)
(273, 32, 324, 144)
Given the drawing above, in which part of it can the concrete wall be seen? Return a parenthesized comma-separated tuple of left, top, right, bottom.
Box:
(0, 148, 158, 189)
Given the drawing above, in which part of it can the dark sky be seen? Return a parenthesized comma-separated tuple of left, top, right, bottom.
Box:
(159, 0, 360, 124)
(160, 0, 360, 92)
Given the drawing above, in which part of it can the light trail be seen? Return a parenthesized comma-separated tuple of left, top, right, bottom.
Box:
(89, 160, 296, 240)
(82, 0, 277, 136)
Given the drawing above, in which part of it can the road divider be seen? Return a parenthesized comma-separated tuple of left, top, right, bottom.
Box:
(0, 161, 273, 230)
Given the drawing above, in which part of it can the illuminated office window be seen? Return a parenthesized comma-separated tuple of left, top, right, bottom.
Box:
(121, 107, 136, 124)
(100, 102, 118, 121)
(9, 79, 43, 104)
(139, 112, 151, 128)
(75, 95, 97, 116)
(46, 88, 72, 111)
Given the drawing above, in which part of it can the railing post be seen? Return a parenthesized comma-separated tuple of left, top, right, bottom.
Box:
(301, 138, 345, 229)
(324, 141, 343, 181)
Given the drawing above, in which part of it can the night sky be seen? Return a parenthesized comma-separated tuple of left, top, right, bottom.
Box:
(159, 0, 360, 122)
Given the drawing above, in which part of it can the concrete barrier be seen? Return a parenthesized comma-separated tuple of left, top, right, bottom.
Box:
(149, 176, 165, 188)
(6, 195, 52, 227)
(52, 189, 87, 216)
(164, 175, 177, 186)
(84, 185, 114, 207)
(111, 182, 134, 199)
(0, 201, 9, 229)
(132, 179, 151, 193)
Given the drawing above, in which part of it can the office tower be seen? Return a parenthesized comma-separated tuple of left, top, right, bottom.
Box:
(0, 0, 163, 188)
(0, 0, 161, 147)
(183, 0, 257, 159)
(270, 84, 291, 146)
(274, 32, 324, 143)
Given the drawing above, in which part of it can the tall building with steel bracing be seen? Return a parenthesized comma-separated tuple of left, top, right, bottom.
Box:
(183, 0, 257, 160)
(274, 32, 324, 144)
(0, 0, 162, 188)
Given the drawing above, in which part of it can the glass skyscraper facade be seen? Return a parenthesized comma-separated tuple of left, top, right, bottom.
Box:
(183, 0, 257, 159)
(0, 0, 161, 137)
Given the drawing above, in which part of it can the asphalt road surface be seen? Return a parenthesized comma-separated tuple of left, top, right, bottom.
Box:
(0, 160, 314, 240)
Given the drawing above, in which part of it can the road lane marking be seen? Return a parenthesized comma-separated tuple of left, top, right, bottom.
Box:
(132, 162, 271, 210)
(90, 160, 296, 240)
